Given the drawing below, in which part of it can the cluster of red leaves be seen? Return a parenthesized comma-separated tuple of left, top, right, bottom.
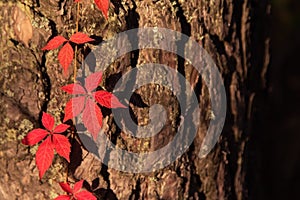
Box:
(42, 33, 94, 75)
(74, 0, 110, 18)
(22, 112, 71, 179)
(55, 180, 96, 200)
(62, 72, 126, 140)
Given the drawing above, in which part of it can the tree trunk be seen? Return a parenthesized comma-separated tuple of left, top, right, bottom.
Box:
(0, 0, 270, 199)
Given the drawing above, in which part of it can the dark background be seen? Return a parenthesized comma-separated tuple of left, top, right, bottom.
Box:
(250, 0, 300, 199)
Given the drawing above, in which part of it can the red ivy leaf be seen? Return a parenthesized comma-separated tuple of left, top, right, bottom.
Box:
(73, 180, 84, 193)
(53, 134, 71, 162)
(61, 83, 86, 95)
(85, 71, 103, 92)
(42, 36, 67, 50)
(93, 90, 126, 108)
(21, 129, 48, 146)
(63, 96, 86, 122)
(36, 137, 54, 179)
(75, 190, 97, 200)
(57, 180, 96, 200)
(59, 182, 73, 194)
(54, 195, 71, 200)
(69, 32, 94, 44)
(82, 98, 103, 140)
(58, 42, 74, 74)
(53, 124, 70, 133)
(42, 112, 55, 131)
(94, 0, 109, 19)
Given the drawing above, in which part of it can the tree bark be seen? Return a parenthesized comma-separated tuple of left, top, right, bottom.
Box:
(0, 0, 270, 199)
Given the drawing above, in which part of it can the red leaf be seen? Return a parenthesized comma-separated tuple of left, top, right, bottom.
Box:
(36, 137, 54, 179)
(82, 98, 103, 140)
(42, 36, 67, 50)
(53, 134, 71, 162)
(69, 32, 94, 44)
(59, 182, 73, 194)
(54, 195, 71, 200)
(85, 72, 103, 92)
(21, 129, 48, 146)
(58, 42, 74, 74)
(93, 90, 126, 108)
(61, 83, 86, 95)
(75, 190, 97, 200)
(73, 180, 84, 193)
(63, 96, 86, 122)
(74, 0, 81, 2)
(42, 112, 55, 131)
(94, 0, 110, 19)
(53, 124, 70, 133)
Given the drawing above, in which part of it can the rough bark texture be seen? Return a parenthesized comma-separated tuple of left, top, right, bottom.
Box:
(0, 0, 271, 199)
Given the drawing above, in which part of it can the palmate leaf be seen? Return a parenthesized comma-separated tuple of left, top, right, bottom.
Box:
(56, 180, 96, 200)
(42, 36, 67, 50)
(36, 137, 54, 179)
(82, 98, 103, 140)
(93, 90, 126, 108)
(69, 32, 94, 44)
(94, 0, 110, 19)
(53, 134, 71, 162)
(58, 42, 74, 75)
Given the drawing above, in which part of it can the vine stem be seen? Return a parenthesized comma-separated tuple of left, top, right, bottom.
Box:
(66, 1, 81, 183)
(73, 2, 80, 83)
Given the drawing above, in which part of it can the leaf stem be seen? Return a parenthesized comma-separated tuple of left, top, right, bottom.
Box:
(66, 1, 81, 184)
(73, 2, 80, 83)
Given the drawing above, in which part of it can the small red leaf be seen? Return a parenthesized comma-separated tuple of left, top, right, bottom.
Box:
(21, 129, 49, 146)
(69, 32, 94, 44)
(42, 36, 67, 50)
(74, 0, 81, 3)
(82, 98, 103, 140)
(75, 190, 97, 200)
(94, 0, 110, 19)
(42, 112, 55, 131)
(53, 124, 70, 133)
(61, 83, 86, 95)
(53, 134, 71, 162)
(93, 90, 126, 108)
(59, 182, 73, 194)
(58, 42, 74, 74)
(73, 180, 84, 193)
(36, 137, 54, 179)
(63, 96, 86, 122)
(54, 195, 71, 200)
(85, 72, 103, 92)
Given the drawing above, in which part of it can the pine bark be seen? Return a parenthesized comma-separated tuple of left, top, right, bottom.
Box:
(0, 0, 270, 199)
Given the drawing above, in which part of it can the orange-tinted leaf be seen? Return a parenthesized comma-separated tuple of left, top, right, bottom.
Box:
(94, 0, 109, 19)
(42, 112, 55, 131)
(85, 71, 103, 92)
(42, 36, 67, 50)
(54, 195, 71, 200)
(53, 124, 70, 133)
(36, 137, 54, 179)
(59, 182, 73, 194)
(93, 90, 126, 108)
(69, 32, 94, 44)
(21, 129, 48, 146)
(75, 190, 97, 200)
(58, 42, 74, 74)
(73, 180, 84, 193)
(53, 134, 71, 162)
(61, 83, 86, 95)
(63, 96, 86, 122)
(82, 98, 103, 140)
